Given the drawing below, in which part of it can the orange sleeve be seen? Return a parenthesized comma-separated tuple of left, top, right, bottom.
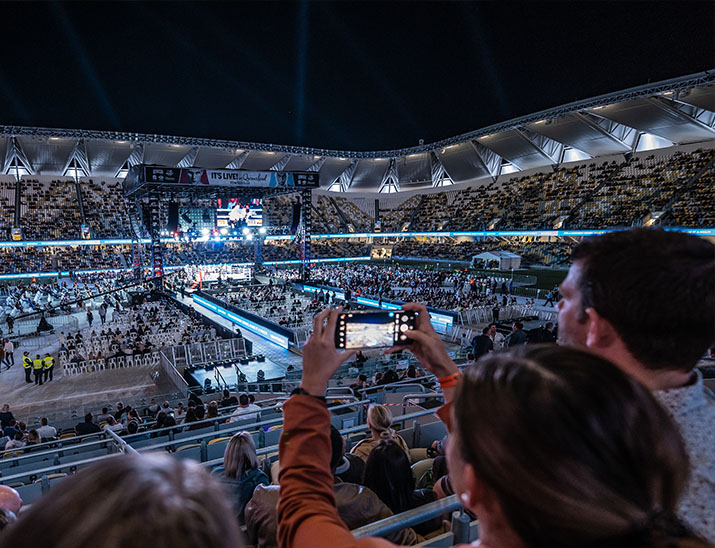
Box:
(276, 395, 398, 548)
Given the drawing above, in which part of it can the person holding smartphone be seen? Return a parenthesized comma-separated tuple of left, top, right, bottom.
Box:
(276, 304, 707, 548)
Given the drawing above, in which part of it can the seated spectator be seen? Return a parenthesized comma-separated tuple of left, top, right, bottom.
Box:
(246, 425, 419, 548)
(147, 398, 160, 415)
(126, 420, 140, 435)
(219, 389, 239, 408)
(3, 420, 19, 440)
(276, 304, 709, 548)
(25, 429, 41, 446)
(207, 401, 219, 419)
(350, 404, 409, 463)
(229, 394, 261, 423)
(37, 417, 57, 440)
(102, 416, 124, 433)
(4, 432, 25, 451)
(1, 453, 243, 547)
(213, 432, 269, 525)
(363, 439, 440, 537)
(75, 413, 100, 436)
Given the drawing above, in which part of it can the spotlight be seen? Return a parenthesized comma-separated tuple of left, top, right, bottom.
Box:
(259, 227, 267, 234)
(201, 228, 210, 236)
(242, 227, 250, 235)
(246, 234, 253, 241)
(220, 228, 228, 235)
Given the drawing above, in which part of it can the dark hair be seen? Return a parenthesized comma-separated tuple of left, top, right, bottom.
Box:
(329, 426, 344, 471)
(453, 345, 702, 548)
(239, 394, 249, 406)
(195, 405, 205, 420)
(482, 326, 490, 335)
(41, 417, 48, 425)
(84, 413, 93, 423)
(513, 322, 523, 330)
(223, 389, 230, 398)
(571, 228, 714, 371)
(184, 409, 197, 423)
(127, 421, 139, 434)
(363, 440, 416, 515)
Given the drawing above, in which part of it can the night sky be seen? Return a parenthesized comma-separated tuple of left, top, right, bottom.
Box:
(1, 1, 713, 151)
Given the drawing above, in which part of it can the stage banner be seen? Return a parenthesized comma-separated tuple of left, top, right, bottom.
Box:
(177, 169, 319, 188)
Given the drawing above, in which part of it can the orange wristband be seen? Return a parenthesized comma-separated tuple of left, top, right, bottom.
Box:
(438, 371, 462, 389)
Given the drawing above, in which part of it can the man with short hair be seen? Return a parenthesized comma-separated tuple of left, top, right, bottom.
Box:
(75, 413, 101, 436)
(471, 326, 494, 358)
(219, 389, 238, 408)
(506, 322, 527, 347)
(557, 228, 715, 543)
(228, 394, 261, 423)
(36, 417, 57, 440)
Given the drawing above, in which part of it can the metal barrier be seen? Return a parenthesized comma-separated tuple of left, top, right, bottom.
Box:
(352, 495, 463, 539)
(104, 428, 139, 455)
(158, 350, 190, 397)
(400, 393, 445, 414)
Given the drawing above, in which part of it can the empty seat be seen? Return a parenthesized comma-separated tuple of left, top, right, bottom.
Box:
(14, 482, 44, 505)
(174, 444, 202, 462)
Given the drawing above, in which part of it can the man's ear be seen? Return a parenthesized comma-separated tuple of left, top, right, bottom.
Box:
(584, 307, 618, 350)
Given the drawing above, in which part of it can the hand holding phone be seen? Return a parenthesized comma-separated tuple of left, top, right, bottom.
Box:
(334, 310, 417, 350)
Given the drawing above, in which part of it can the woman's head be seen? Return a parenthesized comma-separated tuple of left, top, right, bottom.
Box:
(448, 345, 693, 547)
(363, 440, 415, 515)
(0, 453, 242, 548)
(207, 401, 219, 418)
(224, 432, 259, 479)
(367, 405, 394, 440)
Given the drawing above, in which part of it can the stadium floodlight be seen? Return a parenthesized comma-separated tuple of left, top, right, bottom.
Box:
(242, 227, 250, 235)
(259, 227, 267, 234)
(220, 228, 228, 235)
(246, 233, 253, 241)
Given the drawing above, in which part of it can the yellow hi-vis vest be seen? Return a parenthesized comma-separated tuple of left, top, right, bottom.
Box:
(33, 358, 43, 370)
(22, 356, 32, 369)
(44, 356, 54, 370)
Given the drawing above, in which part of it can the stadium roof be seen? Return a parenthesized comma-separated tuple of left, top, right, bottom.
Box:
(1, 71, 713, 193)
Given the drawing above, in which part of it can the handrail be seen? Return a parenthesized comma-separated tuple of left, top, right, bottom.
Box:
(0, 452, 121, 485)
(399, 393, 445, 414)
(351, 495, 462, 538)
(104, 428, 139, 455)
(0, 433, 110, 468)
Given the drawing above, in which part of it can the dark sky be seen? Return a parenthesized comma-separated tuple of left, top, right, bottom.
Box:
(1, 1, 713, 151)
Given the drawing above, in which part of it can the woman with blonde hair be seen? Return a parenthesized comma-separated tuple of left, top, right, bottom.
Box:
(214, 431, 269, 525)
(350, 404, 409, 463)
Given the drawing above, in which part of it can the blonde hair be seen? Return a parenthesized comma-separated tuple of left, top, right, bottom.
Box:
(367, 405, 396, 440)
(0, 453, 243, 548)
(224, 431, 259, 479)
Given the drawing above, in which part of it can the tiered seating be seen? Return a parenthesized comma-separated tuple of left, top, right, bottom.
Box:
(670, 164, 715, 227)
(19, 178, 82, 240)
(219, 284, 321, 329)
(0, 176, 16, 240)
(80, 178, 133, 237)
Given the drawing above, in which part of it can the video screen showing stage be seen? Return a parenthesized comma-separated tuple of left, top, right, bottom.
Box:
(217, 198, 263, 228)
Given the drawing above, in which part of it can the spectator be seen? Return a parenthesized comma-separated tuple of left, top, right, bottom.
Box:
(3, 339, 13, 369)
(3, 420, 19, 440)
(350, 404, 409, 463)
(213, 432, 269, 525)
(207, 401, 219, 419)
(229, 394, 261, 423)
(75, 413, 101, 436)
(471, 326, 494, 358)
(506, 321, 527, 347)
(96, 407, 112, 424)
(147, 398, 160, 415)
(5, 432, 25, 451)
(26, 429, 41, 446)
(103, 416, 124, 433)
(0, 485, 22, 519)
(0, 453, 243, 548)
(246, 424, 419, 548)
(36, 417, 57, 440)
(0, 404, 14, 429)
(277, 305, 708, 548)
(363, 439, 441, 536)
(558, 228, 715, 542)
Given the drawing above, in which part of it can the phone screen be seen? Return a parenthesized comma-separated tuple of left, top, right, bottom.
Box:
(336, 311, 415, 349)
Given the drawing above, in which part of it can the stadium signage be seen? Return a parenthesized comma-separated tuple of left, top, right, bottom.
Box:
(141, 166, 320, 188)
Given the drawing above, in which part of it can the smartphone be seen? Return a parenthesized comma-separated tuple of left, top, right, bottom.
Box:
(334, 310, 417, 349)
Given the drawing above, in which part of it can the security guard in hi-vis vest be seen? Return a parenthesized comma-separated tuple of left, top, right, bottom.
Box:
(33, 354, 44, 385)
(22, 351, 32, 384)
(43, 353, 54, 382)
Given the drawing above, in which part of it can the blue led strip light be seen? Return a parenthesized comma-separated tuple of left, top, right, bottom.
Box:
(192, 294, 290, 349)
(1, 228, 713, 248)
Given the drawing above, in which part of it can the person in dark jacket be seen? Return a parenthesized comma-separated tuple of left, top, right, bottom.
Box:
(471, 326, 494, 358)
